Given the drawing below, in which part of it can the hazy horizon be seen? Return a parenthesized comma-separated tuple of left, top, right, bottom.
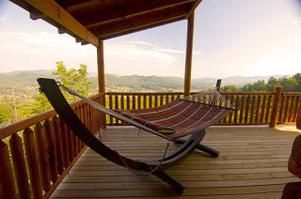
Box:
(1, 0, 301, 78)
(0, 68, 289, 80)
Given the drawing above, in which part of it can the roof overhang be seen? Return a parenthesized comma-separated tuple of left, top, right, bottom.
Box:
(10, 0, 202, 46)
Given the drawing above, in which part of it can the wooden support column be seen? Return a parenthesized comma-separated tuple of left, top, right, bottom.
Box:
(97, 40, 106, 128)
(97, 41, 105, 94)
(184, 12, 194, 96)
(269, 86, 282, 128)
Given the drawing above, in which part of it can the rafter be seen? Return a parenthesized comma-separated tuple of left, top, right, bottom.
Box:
(91, 3, 193, 39)
(101, 16, 186, 40)
(70, 0, 195, 27)
(10, 0, 99, 46)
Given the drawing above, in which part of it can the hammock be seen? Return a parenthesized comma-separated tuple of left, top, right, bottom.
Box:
(37, 78, 233, 194)
(118, 98, 232, 139)
(59, 81, 233, 141)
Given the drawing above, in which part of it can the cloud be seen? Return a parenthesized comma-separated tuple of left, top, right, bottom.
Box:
(292, 17, 301, 25)
(0, 17, 6, 22)
(0, 30, 205, 77)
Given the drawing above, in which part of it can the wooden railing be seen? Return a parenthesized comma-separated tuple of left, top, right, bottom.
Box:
(0, 89, 300, 198)
(0, 94, 102, 199)
(105, 89, 301, 126)
(278, 92, 301, 124)
(105, 92, 184, 125)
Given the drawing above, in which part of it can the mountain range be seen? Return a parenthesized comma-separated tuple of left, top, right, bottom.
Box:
(0, 70, 281, 97)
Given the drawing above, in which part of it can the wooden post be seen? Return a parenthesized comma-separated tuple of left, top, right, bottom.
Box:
(215, 79, 222, 91)
(184, 12, 194, 96)
(0, 140, 17, 199)
(97, 40, 106, 128)
(269, 86, 282, 128)
(297, 106, 301, 130)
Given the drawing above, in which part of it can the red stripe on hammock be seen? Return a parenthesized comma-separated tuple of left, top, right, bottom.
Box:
(119, 99, 232, 139)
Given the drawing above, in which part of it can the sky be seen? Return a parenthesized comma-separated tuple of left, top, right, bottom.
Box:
(0, 0, 301, 78)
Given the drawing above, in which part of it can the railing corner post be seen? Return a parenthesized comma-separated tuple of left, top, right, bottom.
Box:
(269, 85, 282, 128)
(99, 93, 107, 129)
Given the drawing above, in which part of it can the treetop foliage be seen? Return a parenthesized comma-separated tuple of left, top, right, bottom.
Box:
(221, 73, 301, 92)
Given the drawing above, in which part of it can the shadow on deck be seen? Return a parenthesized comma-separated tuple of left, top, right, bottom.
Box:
(51, 126, 300, 199)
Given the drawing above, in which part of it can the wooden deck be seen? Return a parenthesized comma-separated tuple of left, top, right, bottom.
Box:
(51, 126, 300, 199)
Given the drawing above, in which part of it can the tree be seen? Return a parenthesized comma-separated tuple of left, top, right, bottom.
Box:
(221, 85, 240, 92)
(293, 73, 301, 92)
(0, 97, 13, 126)
(53, 61, 91, 96)
(266, 77, 278, 92)
(241, 80, 267, 92)
(31, 61, 91, 114)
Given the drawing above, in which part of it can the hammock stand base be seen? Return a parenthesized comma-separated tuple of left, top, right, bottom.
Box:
(175, 138, 219, 157)
(37, 78, 220, 194)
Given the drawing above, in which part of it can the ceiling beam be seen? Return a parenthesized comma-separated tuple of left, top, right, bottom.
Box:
(101, 16, 186, 40)
(55, 0, 91, 8)
(10, 0, 99, 46)
(72, 0, 195, 27)
(91, 3, 193, 39)
(186, 0, 202, 17)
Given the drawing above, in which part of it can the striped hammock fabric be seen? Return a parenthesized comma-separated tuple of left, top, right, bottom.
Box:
(119, 98, 233, 139)
(59, 83, 233, 140)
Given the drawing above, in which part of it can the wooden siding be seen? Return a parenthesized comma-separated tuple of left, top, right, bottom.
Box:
(51, 126, 300, 198)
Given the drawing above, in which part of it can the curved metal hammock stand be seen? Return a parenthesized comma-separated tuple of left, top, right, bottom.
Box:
(37, 78, 233, 194)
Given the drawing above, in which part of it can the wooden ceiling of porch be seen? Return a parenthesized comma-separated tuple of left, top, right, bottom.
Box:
(10, 0, 201, 45)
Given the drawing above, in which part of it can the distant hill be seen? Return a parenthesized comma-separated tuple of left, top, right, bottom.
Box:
(191, 76, 277, 90)
(0, 70, 283, 97)
(0, 70, 53, 97)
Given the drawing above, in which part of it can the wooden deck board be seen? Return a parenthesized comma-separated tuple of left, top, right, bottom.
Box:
(51, 126, 300, 198)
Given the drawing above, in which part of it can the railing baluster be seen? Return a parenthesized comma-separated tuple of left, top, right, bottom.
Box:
(293, 96, 300, 122)
(250, 95, 255, 124)
(239, 95, 245, 124)
(35, 123, 52, 192)
(244, 95, 250, 124)
(44, 119, 59, 183)
(234, 95, 239, 124)
(23, 128, 43, 199)
(255, 95, 261, 124)
(228, 95, 234, 124)
(132, 94, 136, 110)
(265, 95, 272, 123)
(66, 126, 75, 159)
(260, 95, 266, 123)
(148, 95, 152, 108)
(60, 120, 71, 166)
(283, 95, 290, 123)
(288, 95, 295, 122)
(10, 134, 31, 199)
(0, 140, 17, 199)
(73, 108, 80, 153)
(53, 117, 65, 174)
(138, 94, 141, 109)
(278, 94, 285, 124)
(154, 94, 158, 108)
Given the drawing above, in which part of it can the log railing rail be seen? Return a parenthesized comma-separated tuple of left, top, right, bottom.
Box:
(0, 94, 102, 199)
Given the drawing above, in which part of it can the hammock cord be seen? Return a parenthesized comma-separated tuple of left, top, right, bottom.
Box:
(183, 89, 234, 110)
(118, 142, 171, 176)
(57, 82, 174, 176)
(58, 82, 174, 142)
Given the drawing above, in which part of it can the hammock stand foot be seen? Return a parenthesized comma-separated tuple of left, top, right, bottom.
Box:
(152, 168, 185, 194)
(175, 139, 219, 157)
